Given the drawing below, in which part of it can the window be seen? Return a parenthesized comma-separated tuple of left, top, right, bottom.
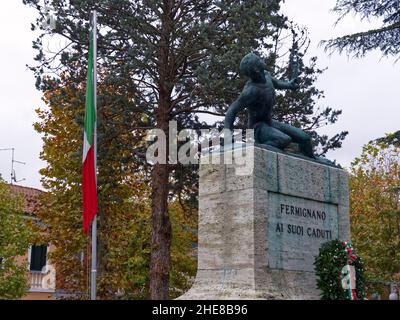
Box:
(29, 245, 47, 272)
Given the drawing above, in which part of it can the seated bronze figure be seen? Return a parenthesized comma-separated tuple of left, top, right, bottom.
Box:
(224, 53, 334, 166)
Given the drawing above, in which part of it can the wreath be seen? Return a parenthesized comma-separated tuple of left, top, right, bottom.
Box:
(314, 239, 366, 300)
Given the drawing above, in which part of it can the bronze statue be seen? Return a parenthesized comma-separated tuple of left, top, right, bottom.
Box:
(224, 53, 334, 166)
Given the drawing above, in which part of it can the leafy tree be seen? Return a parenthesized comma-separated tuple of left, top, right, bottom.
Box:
(25, 0, 348, 298)
(33, 73, 196, 299)
(323, 0, 400, 59)
(349, 141, 400, 288)
(0, 179, 33, 299)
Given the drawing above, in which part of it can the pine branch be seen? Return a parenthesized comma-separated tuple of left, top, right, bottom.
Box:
(322, 22, 400, 58)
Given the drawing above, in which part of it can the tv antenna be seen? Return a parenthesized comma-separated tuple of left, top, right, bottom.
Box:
(0, 148, 26, 184)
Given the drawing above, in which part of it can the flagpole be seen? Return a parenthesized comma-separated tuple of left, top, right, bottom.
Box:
(90, 9, 98, 301)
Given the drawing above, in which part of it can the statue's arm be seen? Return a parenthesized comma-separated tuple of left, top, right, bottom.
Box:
(270, 59, 300, 90)
(224, 95, 247, 131)
(271, 77, 299, 90)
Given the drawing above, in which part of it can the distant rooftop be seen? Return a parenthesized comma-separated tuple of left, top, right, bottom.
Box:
(7, 184, 44, 215)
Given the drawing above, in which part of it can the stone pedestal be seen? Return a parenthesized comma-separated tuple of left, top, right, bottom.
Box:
(178, 146, 350, 300)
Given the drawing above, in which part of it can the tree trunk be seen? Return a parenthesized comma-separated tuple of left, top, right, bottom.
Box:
(150, 161, 171, 299)
(150, 1, 174, 299)
(149, 101, 171, 299)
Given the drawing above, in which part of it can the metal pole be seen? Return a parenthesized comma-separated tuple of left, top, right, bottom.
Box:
(90, 10, 98, 301)
(90, 216, 97, 300)
(11, 148, 14, 184)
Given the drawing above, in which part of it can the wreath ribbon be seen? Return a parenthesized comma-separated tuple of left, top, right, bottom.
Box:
(341, 241, 357, 300)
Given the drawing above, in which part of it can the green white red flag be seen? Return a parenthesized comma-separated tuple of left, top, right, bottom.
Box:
(82, 30, 97, 234)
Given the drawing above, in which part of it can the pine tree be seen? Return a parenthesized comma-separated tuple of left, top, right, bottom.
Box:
(323, 0, 400, 59)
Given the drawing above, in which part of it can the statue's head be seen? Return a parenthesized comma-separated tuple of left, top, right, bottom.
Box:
(240, 53, 267, 80)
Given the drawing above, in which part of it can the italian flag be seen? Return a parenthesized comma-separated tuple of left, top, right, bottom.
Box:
(82, 31, 97, 235)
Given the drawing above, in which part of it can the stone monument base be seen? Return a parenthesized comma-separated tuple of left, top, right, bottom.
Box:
(178, 146, 350, 300)
(179, 270, 321, 300)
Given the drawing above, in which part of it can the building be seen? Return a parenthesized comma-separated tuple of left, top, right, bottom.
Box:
(8, 184, 56, 300)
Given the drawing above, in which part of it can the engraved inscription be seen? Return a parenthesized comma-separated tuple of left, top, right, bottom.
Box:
(267, 192, 339, 272)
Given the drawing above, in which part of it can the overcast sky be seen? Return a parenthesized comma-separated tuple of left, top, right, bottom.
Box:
(0, 0, 399, 190)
